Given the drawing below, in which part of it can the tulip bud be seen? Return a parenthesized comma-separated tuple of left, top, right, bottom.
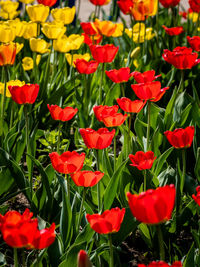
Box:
(131, 46, 140, 58)
(77, 250, 92, 267)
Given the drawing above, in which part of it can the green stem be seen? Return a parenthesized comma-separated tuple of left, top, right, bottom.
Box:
(144, 169, 147, 191)
(94, 149, 101, 212)
(99, 63, 104, 105)
(77, 187, 87, 233)
(146, 101, 151, 151)
(65, 174, 70, 201)
(9, 101, 14, 130)
(14, 248, 18, 267)
(121, 83, 125, 97)
(108, 234, 114, 267)
(114, 133, 116, 172)
(156, 225, 165, 261)
(57, 121, 62, 153)
(0, 66, 7, 136)
(33, 52, 38, 83)
(181, 149, 186, 193)
(177, 70, 184, 94)
(84, 75, 88, 119)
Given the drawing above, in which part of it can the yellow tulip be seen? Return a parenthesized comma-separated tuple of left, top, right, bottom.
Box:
(188, 12, 199, 23)
(133, 59, 139, 68)
(29, 38, 51, 54)
(131, 46, 140, 58)
(22, 22, 37, 39)
(125, 23, 155, 43)
(41, 21, 66, 39)
(51, 6, 76, 25)
(53, 35, 73, 53)
(0, 9, 20, 19)
(15, 42, 24, 54)
(6, 19, 26, 37)
(22, 55, 41, 71)
(0, 1, 19, 13)
(0, 80, 25, 98)
(0, 23, 15, 43)
(67, 34, 84, 50)
(19, 0, 35, 3)
(65, 53, 90, 67)
(26, 4, 49, 23)
(112, 23, 124, 37)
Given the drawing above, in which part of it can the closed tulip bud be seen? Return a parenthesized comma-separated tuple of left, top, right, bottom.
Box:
(22, 55, 41, 71)
(26, 4, 50, 23)
(0, 24, 16, 43)
(41, 21, 66, 39)
(131, 46, 141, 58)
(77, 250, 92, 267)
(51, 6, 76, 25)
(29, 38, 51, 54)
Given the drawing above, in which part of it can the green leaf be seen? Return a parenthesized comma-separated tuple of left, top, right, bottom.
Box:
(195, 148, 200, 182)
(153, 147, 174, 176)
(183, 242, 195, 267)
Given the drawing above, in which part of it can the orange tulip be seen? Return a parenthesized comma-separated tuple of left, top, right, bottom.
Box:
(131, 0, 158, 21)
(0, 43, 16, 66)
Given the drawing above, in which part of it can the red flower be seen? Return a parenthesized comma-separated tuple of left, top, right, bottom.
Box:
(187, 36, 200, 52)
(74, 59, 99, 74)
(93, 105, 119, 121)
(162, 46, 200, 69)
(8, 84, 39, 104)
(132, 70, 161, 83)
(189, 0, 200, 12)
(89, 0, 110, 5)
(37, 0, 57, 6)
(49, 151, 85, 174)
(105, 67, 133, 83)
(117, 98, 146, 113)
(47, 104, 78, 121)
(78, 250, 92, 267)
(89, 44, 119, 63)
(70, 170, 104, 187)
(86, 207, 125, 234)
(192, 186, 200, 206)
(127, 184, 176, 224)
(138, 261, 182, 267)
(129, 151, 156, 170)
(117, 0, 134, 14)
(81, 22, 98, 35)
(79, 128, 115, 149)
(162, 25, 184, 36)
(102, 112, 128, 127)
(131, 81, 169, 102)
(159, 0, 180, 8)
(0, 209, 55, 249)
(164, 126, 195, 149)
(82, 33, 102, 46)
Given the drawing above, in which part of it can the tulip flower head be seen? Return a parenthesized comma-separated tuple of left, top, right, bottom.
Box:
(80, 22, 98, 35)
(86, 207, 125, 234)
(47, 104, 78, 121)
(74, 59, 99, 74)
(93, 105, 119, 121)
(187, 36, 200, 52)
(164, 126, 195, 149)
(0, 209, 55, 249)
(138, 261, 182, 267)
(127, 184, 176, 224)
(51, 6, 76, 25)
(162, 25, 184, 36)
(78, 250, 92, 267)
(129, 151, 156, 170)
(189, 0, 200, 12)
(132, 70, 161, 83)
(0, 80, 25, 98)
(79, 128, 115, 149)
(8, 84, 39, 104)
(159, 0, 180, 8)
(42, 21, 66, 39)
(192, 186, 200, 207)
(26, 4, 50, 23)
(162, 47, 200, 69)
(89, 44, 119, 63)
(49, 151, 85, 174)
(105, 67, 133, 83)
(37, 0, 58, 7)
(70, 170, 104, 187)
(89, 0, 111, 6)
(29, 38, 51, 54)
(22, 55, 41, 71)
(0, 42, 16, 66)
(117, 98, 146, 113)
(117, 0, 134, 15)
(101, 112, 128, 127)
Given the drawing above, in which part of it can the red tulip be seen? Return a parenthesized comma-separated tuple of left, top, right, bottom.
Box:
(117, 0, 134, 14)
(162, 47, 200, 69)
(0, 209, 55, 249)
(78, 250, 92, 267)
(82, 33, 102, 46)
(162, 25, 184, 36)
(132, 70, 161, 83)
(129, 151, 156, 170)
(187, 36, 200, 52)
(86, 207, 125, 234)
(70, 170, 104, 187)
(8, 84, 39, 104)
(74, 59, 99, 74)
(105, 67, 133, 83)
(117, 98, 146, 113)
(37, 0, 57, 6)
(93, 105, 119, 122)
(189, 0, 200, 12)
(138, 261, 182, 267)
(47, 104, 78, 121)
(127, 184, 176, 224)
(102, 112, 128, 127)
(192, 186, 200, 207)
(131, 81, 169, 102)
(89, 0, 110, 5)
(164, 126, 195, 149)
(90, 44, 119, 63)
(79, 128, 115, 149)
(49, 151, 85, 174)
(80, 22, 98, 35)
(159, 0, 180, 8)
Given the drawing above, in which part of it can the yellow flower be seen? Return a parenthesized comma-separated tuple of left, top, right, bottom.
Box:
(51, 6, 76, 25)
(26, 4, 49, 23)
(125, 23, 155, 43)
(19, 0, 35, 3)
(22, 22, 37, 39)
(133, 59, 139, 68)
(131, 46, 140, 58)
(0, 1, 19, 13)
(0, 80, 25, 98)
(67, 34, 84, 50)
(0, 9, 20, 19)
(112, 23, 124, 37)
(94, 19, 117, 37)
(0, 23, 15, 43)
(29, 38, 51, 54)
(22, 55, 41, 71)
(65, 53, 90, 67)
(53, 35, 73, 53)
(15, 42, 24, 54)
(188, 12, 198, 23)
(6, 19, 27, 37)
(41, 21, 66, 39)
